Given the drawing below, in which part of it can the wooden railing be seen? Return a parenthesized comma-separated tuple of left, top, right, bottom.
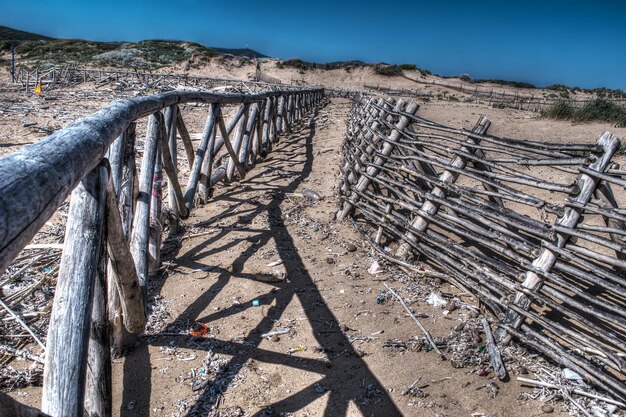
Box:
(0, 87, 325, 416)
(338, 96, 626, 403)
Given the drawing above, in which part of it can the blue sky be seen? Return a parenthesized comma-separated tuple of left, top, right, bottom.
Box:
(1, 0, 625, 90)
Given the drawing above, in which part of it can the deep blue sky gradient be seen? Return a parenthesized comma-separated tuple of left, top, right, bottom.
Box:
(1, 0, 625, 90)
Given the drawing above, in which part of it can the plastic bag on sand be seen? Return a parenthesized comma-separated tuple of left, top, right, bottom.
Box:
(427, 292, 447, 308)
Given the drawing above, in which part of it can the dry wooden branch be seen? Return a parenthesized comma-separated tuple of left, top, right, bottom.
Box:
(383, 283, 444, 357)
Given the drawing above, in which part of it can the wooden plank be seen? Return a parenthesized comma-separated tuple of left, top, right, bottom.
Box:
(42, 165, 108, 417)
(164, 105, 181, 231)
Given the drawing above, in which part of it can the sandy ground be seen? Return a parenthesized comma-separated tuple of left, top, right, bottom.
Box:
(1, 61, 625, 416)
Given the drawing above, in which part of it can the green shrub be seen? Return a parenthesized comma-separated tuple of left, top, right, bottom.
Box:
(374, 64, 402, 76)
(398, 63, 416, 71)
(542, 99, 626, 127)
(474, 79, 536, 89)
(542, 100, 576, 119)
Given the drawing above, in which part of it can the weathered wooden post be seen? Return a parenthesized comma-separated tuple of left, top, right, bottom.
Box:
(185, 103, 219, 209)
(42, 164, 108, 417)
(149, 145, 163, 275)
(130, 113, 162, 299)
(85, 244, 111, 417)
(226, 104, 250, 181)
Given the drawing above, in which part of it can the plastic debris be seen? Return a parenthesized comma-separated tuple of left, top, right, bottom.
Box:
(302, 188, 322, 201)
(189, 321, 209, 337)
(368, 261, 383, 275)
(252, 299, 261, 307)
(266, 260, 283, 267)
(426, 292, 447, 308)
(562, 368, 583, 380)
(376, 291, 386, 304)
(261, 327, 291, 339)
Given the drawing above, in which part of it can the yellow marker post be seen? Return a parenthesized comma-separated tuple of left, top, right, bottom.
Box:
(35, 81, 42, 95)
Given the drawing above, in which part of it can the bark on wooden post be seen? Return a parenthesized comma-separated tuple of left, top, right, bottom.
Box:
(42, 164, 108, 417)
(336, 102, 420, 221)
(496, 131, 621, 342)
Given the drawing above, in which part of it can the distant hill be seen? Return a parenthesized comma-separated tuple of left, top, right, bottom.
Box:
(0, 25, 53, 41)
(0, 25, 268, 67)
(211, 47, 268, 59)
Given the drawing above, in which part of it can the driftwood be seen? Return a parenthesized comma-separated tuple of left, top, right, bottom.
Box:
(481, 319, 507, 380)
(384, 283, 443, 357)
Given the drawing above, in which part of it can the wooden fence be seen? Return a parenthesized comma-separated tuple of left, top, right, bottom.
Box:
(13, 65, 365, 101)
(0, 87, 324, 416)
(13, 65, 297, 92)
(366, 79, 626, 112)
(338, 96, 626, 402)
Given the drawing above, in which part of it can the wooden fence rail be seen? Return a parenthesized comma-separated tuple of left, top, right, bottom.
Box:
(338, 95, 626, 403)
(0, 87, 325, 416)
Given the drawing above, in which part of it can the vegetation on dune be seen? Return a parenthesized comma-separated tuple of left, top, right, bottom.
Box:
(12, 39, 120, 64)
(474, 79, 537, 89)
(542, 98, 626, 128)
(0, 38, 218, 68)
(277, 59, 367, 71)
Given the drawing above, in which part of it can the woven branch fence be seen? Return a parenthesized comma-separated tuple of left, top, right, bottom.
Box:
(337, 96, 626, 402)
(0, 87, 324, 416)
